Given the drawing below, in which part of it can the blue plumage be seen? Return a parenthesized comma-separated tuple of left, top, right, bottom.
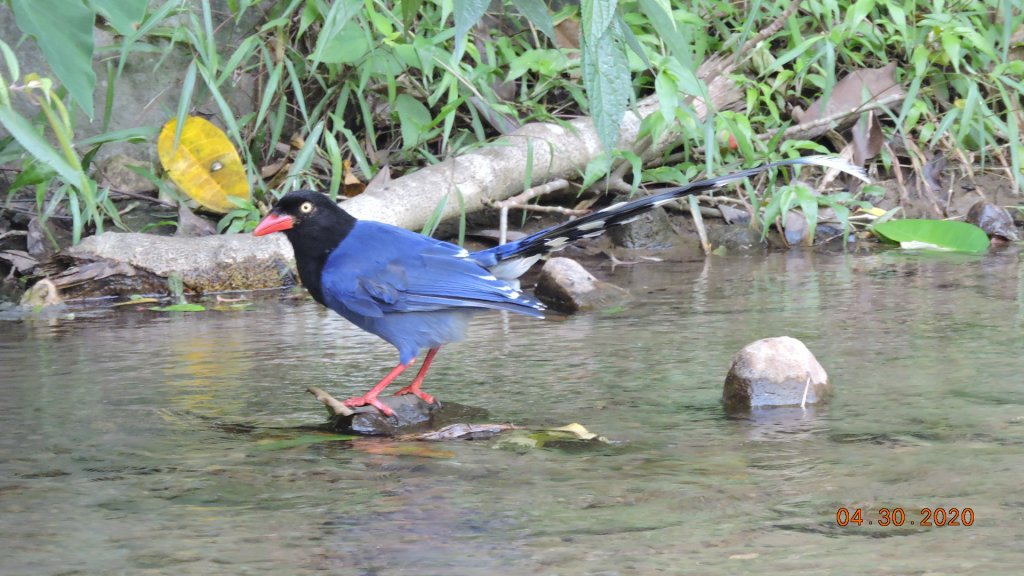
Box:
(319, 221, 543, 364)
(254, 155, 869, 415)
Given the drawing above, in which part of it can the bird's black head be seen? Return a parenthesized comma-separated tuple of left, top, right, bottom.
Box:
(253, 190, 356, 304)
(253, 190, 354, 241)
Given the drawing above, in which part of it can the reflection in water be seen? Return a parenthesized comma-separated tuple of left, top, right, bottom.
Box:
(2, 250, 1024, 574)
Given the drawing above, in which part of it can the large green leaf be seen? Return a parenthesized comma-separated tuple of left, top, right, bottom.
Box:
(395, 94, 433, 150)
(308, 0, 361, 69)
(872, 219, 990, 253)
(87, 0, 148, 35)
(453, 0, 489, 62)
(509, 0, 556, 43)
(581, 1, 631, 152)
(11, 0, 96, 117)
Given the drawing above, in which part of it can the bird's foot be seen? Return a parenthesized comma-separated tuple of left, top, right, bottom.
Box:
(342, 394, 395, 417)
(393, 385, 435, 405)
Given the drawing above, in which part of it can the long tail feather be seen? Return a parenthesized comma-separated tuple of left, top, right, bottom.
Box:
(481, 155, 868, 267)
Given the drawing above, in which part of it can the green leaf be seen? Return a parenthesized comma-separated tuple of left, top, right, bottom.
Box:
(401, 0, 424, 30)
(420, 192, 448, 237)
(582, 0, 617, 39)
(285, 120, 325, 191)
(844, 0, 876, 29)
(794, 185, 819, 245)
(581, 4, 631, 152)
(11, 0, 97, 117)
(638, 0, 692, 69)
(619, 14, 650, 69)
(0, 105, 84, 186)
(150, 303, 207, 312)
(317, 22, 370, 64)
(0, 39, 20, 90)
(941, 29, 961, 72)
(395, 93, 432, 150)
(87, 0, 148, 36)
(580, 153, 612, 189)
(872, 220, 990, 253)
(309, 0, 361, 69)
(509, 0, 556, 43)
(453, 0, 489, 61)
(9, 161, 55, 194)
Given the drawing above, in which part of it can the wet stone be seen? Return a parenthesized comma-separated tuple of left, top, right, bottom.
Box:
(533, 257, 630, 314)
(722, 336, 831, 411)
(966, 200, 1019, 242)
(606, 197, 678, 249)
(707, 224, 766, 253)
(328, 395, 443, 436)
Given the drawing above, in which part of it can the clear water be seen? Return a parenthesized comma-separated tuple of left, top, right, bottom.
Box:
(2, 250, 1023, 575)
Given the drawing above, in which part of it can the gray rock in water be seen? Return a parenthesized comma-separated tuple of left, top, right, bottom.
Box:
(331, 395, 443, 436)
(606, 197, 678, 249)
(533, 257, 630, 314)
(707, 224, 766, 252)
(966, 200, 1019, 241)
(722, 336, 830, 411)
(67, 232, 295, 294)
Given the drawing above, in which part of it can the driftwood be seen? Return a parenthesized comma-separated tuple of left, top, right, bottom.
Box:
(339, 58, 744, 229)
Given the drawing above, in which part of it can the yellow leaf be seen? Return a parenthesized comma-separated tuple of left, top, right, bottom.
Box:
(158, 116, 250, 213)
(342, 159, 366, 197)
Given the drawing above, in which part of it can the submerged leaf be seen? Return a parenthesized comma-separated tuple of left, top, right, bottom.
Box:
(255, 434, 356, 451)
(872, 219, 990, 253)
(158, 116, 250, 213)
(355, 442, 455, 459)
(112, 296, 159, 307)
(150, 303, 207, 312)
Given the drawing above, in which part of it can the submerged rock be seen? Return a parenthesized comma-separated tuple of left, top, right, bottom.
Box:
(707, 224, 766, 253)
(66, 232, 295, 295)
(722, 336, 830, 411)
(533, 257, 630, 314)
(331, 395, 444, 436)
(966, 200, 1019, 242)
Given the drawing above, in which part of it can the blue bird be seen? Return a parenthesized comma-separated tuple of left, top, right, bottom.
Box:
(254, 155, 867, 415)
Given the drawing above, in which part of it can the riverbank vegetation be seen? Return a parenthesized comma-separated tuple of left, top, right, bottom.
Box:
(0, 0, 1021, 293)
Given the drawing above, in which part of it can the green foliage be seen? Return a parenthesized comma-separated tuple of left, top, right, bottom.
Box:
(8, 0, 148, 117)
(0, 46, 121, 243)
(10, 0, 97, 116)
(0, 0, 1020, 247)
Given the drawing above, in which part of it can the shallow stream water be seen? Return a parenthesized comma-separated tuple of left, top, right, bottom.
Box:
(2, 250, 1023, 574)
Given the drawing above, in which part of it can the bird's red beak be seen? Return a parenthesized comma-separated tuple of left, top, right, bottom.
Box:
(253, 212, 294, 236)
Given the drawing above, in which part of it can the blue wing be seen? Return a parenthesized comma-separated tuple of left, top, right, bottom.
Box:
(320, 221, 544, 319)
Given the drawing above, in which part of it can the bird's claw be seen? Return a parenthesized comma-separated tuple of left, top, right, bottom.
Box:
(393, 385, 435, 405)
(342, 394, 395, 417)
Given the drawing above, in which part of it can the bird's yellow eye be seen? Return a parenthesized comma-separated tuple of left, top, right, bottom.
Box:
(300, 202, 313, 213)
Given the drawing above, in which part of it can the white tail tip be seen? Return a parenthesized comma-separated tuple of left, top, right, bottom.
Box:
(798, 155, 871, 183)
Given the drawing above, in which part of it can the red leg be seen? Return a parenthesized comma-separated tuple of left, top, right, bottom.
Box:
(343, 360, 414, 416)
(393, 348, 439, 404)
